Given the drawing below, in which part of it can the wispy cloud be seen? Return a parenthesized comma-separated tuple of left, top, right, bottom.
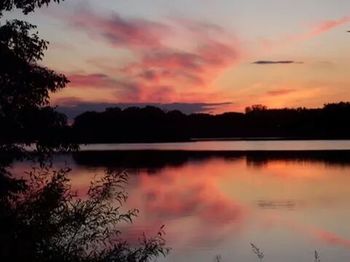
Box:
(311, 228, 350, 248)
(308, 17, 350, 37)
(262, 16, 350, 50)
(266, 88, 296, 96)
(68, 8, 167, 49)
(265, 215, 350, 250)
(123, 40, 238, 89)
(68, 73, 118, 88)
(66, 73, 142, 101)
(253, 60, 303, 65)
(62, 7, 241, 104)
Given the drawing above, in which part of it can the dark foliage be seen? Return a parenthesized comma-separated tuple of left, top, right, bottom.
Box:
(0, 0, 74, 201)
(0, 2, 169, 261)
(71, 102, 350, 143)
(0, 166, 169, 262)
(0, 2, 73, 210)
(0, 0, 63, 16)
(0, 19, 71, 148)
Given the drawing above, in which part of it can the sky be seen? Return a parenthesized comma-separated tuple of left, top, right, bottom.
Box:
(7, 0, 350, 115)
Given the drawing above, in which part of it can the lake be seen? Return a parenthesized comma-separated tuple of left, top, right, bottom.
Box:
(19, 141, 350, 261)
(80, 140, 350, 151)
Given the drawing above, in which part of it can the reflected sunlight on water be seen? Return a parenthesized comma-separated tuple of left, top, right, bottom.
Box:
(13, 146, 350, 262)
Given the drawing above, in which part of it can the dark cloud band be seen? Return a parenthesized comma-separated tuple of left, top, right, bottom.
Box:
(253, 60, 303, 65)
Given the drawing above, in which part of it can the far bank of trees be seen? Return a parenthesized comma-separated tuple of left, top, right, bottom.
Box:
(2, 101, 350, 143)
(69, 102, 350, 143)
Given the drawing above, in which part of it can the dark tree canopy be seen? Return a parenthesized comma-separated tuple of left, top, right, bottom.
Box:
(0, 0, 72, 194)
(0, 1, 69, 147)
(0, 3, 169, 262)
(0, 0, 70, 238)
(0, 2, 170, 262)
(0, 20, 68, 138)
(0, 167, 169, 262)
(0, 0, 63, 16)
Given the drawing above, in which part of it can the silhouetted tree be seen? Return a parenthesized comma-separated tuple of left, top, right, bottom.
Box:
(0, 0, 62, 17)
(0, 18, 70, 150)
(0, 166, 168, 262)
(245, 104, 267, 114)
(0, 2, 169, 262)
(0, 0, 71, 197)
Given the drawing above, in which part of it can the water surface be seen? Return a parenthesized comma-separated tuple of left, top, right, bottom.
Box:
(63, 145, 350, 262)
(15, 141, 350, 261)
(80, 140, 350, 151)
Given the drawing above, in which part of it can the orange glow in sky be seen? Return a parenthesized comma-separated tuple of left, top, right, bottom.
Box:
(11, 0, 350, 114)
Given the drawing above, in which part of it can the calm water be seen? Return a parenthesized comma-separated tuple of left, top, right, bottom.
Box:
(80, 140, 350, 151)
(18, 141, 350, 261)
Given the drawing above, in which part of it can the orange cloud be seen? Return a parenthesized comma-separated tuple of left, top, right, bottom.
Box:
(62, 8, 241, 104)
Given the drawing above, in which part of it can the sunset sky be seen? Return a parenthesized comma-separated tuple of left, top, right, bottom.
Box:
(9, 0, 350, 115)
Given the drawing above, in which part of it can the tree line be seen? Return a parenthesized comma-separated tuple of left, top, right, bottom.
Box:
(2, 101, 350, 143)
(67, 102, 350, 143)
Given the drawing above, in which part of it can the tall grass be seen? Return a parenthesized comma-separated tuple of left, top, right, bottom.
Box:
(214, 244, 321, 262)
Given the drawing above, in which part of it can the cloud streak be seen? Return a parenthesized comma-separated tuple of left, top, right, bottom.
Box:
(123, 40, 238, 89)
(66, 73, 143, 102)
(253, 60, 303, 65)
(68, 73, 118, 88)
(63, 8, 241, 104)
(69, 8, 167, 49)
(309, 17, 350, 37)
(266, 88, 296, 96)
(262, 16, 350, 51)
(265, 215, 350, 250)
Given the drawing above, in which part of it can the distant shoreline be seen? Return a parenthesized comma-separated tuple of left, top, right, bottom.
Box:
(192, 137, 350, 141)
(78, 137, 350, 144)
(70, 103, 350, 144)
(78, 140, 350, 152)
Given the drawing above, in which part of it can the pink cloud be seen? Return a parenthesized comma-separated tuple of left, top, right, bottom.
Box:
(63, 9, 241, 104)
(309, 17, 350, 37)
(141, 182, 244, 225)
(122, 39, 239, 91)
(66, 73, 144, 101)
(262, 16, 350, 50)
(267, 215, 350, 249)
(311, 228, 350, 248)
(68, 73, 118, 88)
(140, 51, 202, 71)
(69, 8, 168, 49)
(125, 168, 246, 247)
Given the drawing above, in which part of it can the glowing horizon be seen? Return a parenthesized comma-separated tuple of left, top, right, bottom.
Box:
(8, 0, 350, 114)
